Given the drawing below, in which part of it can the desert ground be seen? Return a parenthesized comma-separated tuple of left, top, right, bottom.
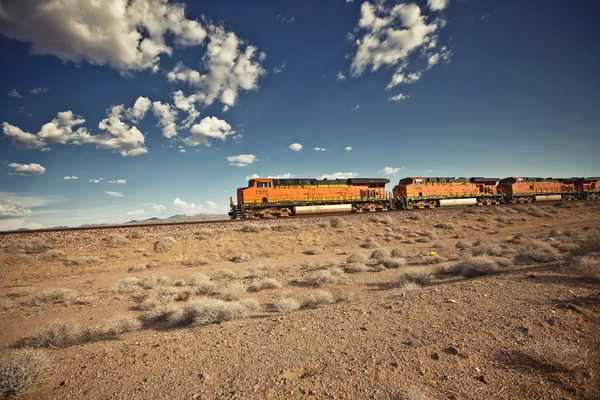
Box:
(1, 202, 599, 399)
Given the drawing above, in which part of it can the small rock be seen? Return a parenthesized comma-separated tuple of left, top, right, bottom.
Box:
(476, 375, 489, 384)
(390, 361, 399, 368)
(547, 317, 556, 326)
(431, 353, 440, 361)
(517, 325, 530, 335)
(528, 274, 536, 279)
(360, 327, 367, 331)
(444, 346, 460, 355)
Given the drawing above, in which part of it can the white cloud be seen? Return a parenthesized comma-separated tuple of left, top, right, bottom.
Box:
(350, 2, 449, 96)
(31, 88, 49, 95)
(127, 96, 151, 121)
(289, 143, 303, 151)
(389, 93, 409, 102)
(426, 169, 434, 173)
(187, 117, 235, 146)
(269, 173, 294, 179)
(172, 90, 200, 129)
(8, 89, 22, 98)
(427, 0, 449, 11)
(105, 191, 125, 197)
(0, 201, 32, 217)
(89, 179, 103, 184)
(351, 105, 359, 111)
(380, 167, 404, 175)
(206, 200, 218, 209)
(0, 219, 44, 231)
(273, 61, 287, 73)
(150, 204, 166, 213)
(337, 72, 346, 81)
(245, 174, 260, 181)
(319, 172, 359, 180)
(63, 176, 78, 180)
(227, 154, 256, 167)
(109, 179, 126, 184)
(276, 14, 295, 24)
(345, 146, 353, 151)
(126, 209, 149, 218)
(313, 147, 326, 151)
(0, 0, 207, 73)
(173, 198, 212, 214)
(8, 163, 45, 175)
(347, 0, 354, 3)
(152, 101, 178, 138)
(95, 102, 148, 157)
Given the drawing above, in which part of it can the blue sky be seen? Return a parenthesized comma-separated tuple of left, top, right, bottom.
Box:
(1, 0, 599, 229)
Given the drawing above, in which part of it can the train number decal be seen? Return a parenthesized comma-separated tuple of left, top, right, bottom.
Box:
(255, 190, 269, 196)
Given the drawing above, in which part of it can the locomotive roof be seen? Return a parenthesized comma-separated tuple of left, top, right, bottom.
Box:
(270, 178, 390, 186)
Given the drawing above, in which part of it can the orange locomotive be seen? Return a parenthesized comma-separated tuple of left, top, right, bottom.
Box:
(229, 177, 391, 219)
(392, 177, 501, 209)
(497, 177, 600, 203)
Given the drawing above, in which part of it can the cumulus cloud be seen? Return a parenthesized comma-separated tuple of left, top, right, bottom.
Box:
(269, 173, 294, 179)
(245, 174, 260, 180)
(273, 61, 287, 73)
(0, 201, 32, 217)
(389, 93, 409, 102)
(206, 200, 218, 209)
(0, 219, 44, 231)
(351, 105, 359, 111)
(63, 176, 78, 180)
(95, 100, 149, 156)
(109, 179, 126, 184)
(319, 172, 359, 180)
(0, 0, 207, 73)
(380, 167, 404, 175)
(227, 154, 256, 167)
(186, 117, 235, 146)
(289, 143, 303, 151)
(105, 191, 125, 197)
(31, 88, 49, 95)
(349, 1, 449, 99)
(172, 90, 200, 129)
(345, 146, 353, 151)
(89, 179, 103, 184)
(8, 89, 22, 98)
(152, 101, 178, 138)
(313, 147, 326, 151)
(8, 163, 45, 175)
(126, 209, 149, 218)
(173, 198, 215, 214)
(427, 0, 449, 11)
(337, 72, 346, 81)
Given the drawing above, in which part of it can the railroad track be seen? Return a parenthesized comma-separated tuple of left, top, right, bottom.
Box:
(0, 200, 575, 236)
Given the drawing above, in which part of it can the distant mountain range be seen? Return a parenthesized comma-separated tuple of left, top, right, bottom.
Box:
(75, 213, 228, 228)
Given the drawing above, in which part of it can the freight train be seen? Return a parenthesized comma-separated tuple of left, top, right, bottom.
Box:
(229, 176, 600, 219)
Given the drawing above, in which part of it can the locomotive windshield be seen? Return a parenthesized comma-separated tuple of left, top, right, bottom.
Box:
(399, 178, 413, 185)
(499, 178, 516, 184)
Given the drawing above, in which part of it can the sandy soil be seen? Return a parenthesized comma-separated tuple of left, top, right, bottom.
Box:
(1, 202, 599, 399)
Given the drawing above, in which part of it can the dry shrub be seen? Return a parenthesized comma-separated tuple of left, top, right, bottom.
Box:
(105, 234, 129, 247)
(344, 263, 368, 273)
(572, 233, 600, 256)
(40, 249, 65, 261)
(112, 277, 141, 293)
(450, 256, 499, 278)
(248, 278, 282, 292)
(85, 317, 142, 342)
(166, 299, 250, 326)
(516, 240, 561, 264)
(216, 282, 247, 301)
(24, 289, 78, 306)
(527, 206, 545, 218)
(407, 214, 421, 221)
(305, 247, 323, 255)
(240, 224, 263, 233)
(471, 242, 508, 257)
(194, 229, 213, 240)
(139, 274, 171, 289)
(154, 237, 176, 252)
(212, 269, 237, 280)
(361, 238, 380, 249)
(415, 237, 431, 243)
(302, 290, 335, 308)
(455, 241, 469, 249)
(238, 298, 260, 311)
(194, 280, 217, 295)
(272, 223, 299, 232)
(330, 217, 346, 228)
(7, 287, 33, 299)
(346, 253, 367, 264)
(63, 256, 101, 266)
(525, 339, 587, 372)
(135, 288, 189, 310)
(418, 255, 447, 265)
(370, 248, 391, 261)
(568, 256, 600, 280)
(231, 253, 252, 263)
(400, 270, 432, 284)
(125, 230, 145, 239)
(304, 270, 343, 287)
(382, 257, 406, 269)
(391, 248, 404, 258)
(399, 281, 421, 292)
(0, 349, 54, 398)
(186, 273, 210, 286)
(273, 298, 300, 313)
(434, 223, 454, 230)
(5, 238, 52, 254)
(128, 265, 147, 273)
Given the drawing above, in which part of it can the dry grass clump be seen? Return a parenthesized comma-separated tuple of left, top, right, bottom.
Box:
(5, 238, 52, 254)
(527, 206, 545, 218)
(568, 256, 600, 280)
(361, 238, 380, 249)
(105, 234, 129, 247)
(391, 248, 405, 258)
(415, 237, 431, 243)
(301, 290, 335, 309)
(524, 339, 587, 372)
(112, 277, 141, 293)
(240, 224, 265, 233)
(24, 288, 78, 306)
(231, 253, 252, 263)
(40, 249, 65, 261)
(407, 213, 421, 221)
(398, 281, 421, 292)
(346, 253, 367, 264)
(344, 263, 368, 273)
(515, 240, 561, 264)
(185, 273, 210, 286)
(434, 222, 455, 230)
(272, 223, 299, 232)
(0, 349, 54, 398)
(273, 297, 300, 313)
(450, 256, 499, 278)
(370, 248, 391, 261)
(304, 269, 344, 287)
(166, 299, 250, 326)
(305, 247, 323, 255)
(128, 265, 148, 273)
(572, 233, 600, 256)
(400, 269, 432, 284)
(238, 298, 260, 311)
(216, 282, 248, 301)
(330, 216, 346, 228)
(125, 230, 145, 239)
(194, 229, 213, 240)
(382, 257, 406, 269)
(139, 274, 171, 289)
(248, 278, 282, 292)
(418, 254, 447, 265)
(63, 256, 101, 266)
(471, 241, 509, 257)
(135, 288, 190, 310)
(7, 287, 33, 299)
(455, 241, 469, 249)
(154, 237, 176, 252)
(212, 269, 237, 280)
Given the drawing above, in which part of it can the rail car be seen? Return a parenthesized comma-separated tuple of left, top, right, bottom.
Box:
(229, 177, 392, 219)
(497, 177, 600, 203)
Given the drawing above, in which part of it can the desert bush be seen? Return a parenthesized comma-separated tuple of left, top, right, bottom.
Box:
(63, 256, 101, 266)
(305, 247, 323, 255)
(154, 237, 176, 252)
(330, 217, 346, 228)
(40, 249, 65, 261)
(105, 234, 129, 247)
(434, 223, 454, 230)
(216, 282, 248, 301)
(5, 238, 52, 254)
(407, 214, 421, 221)
(391, 248, 405, 258)
(515, 240, 561, 264)
(568, 256, 600, 280)
(527, 206, 545, 218)
(418, 255, 447, 265)
(572, 233, 600, 256)
(361, 238, 380, 249)
(15, 322, 80, 348)
(135, 289, 189, 310)
(128, 265, 148, 273)
(272, 223, 299, 232)
(231, 253, 252, 263)
(24, 289, 78, 306)
(301, 290, 335, 309)
(248, 278, 282, 292)
(139, 275, 171, 289)
(240, 224, 263, 233)
(84, 317, 142, 342)
(112, 277, 141, 293)
(186, 273, 210, 286)
(450, 256, 499, 278)
(370, 249, 391, 261)
(0, 349, 54, 398)
(344, 263, 368, 273)
(304, 270, 343, 286)
(471, 243, 508, 257)
(382, 257, 406, 269)
(455, 241, 469, 249)
(415, 237, 431, 243)
(7, 287, 33, 299)
(400, 270, 432, 284)
(273, 298, 300, 313)
(212, 269, 237, 280)
(524, 339, 587, 372)
(194, 229, 213, 240)
(346, 253, 367, 264)
(398, 281, 421, 292)
(166, 299, 250, 326)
